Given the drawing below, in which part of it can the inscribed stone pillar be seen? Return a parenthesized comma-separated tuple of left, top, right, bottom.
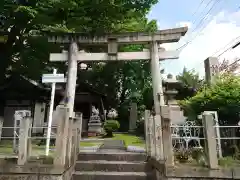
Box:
(150, 41, 164, 160)
(144, 110, 151, 156)
(129, 103, 138, 132)
(54, 105, 70, 167)
(202, 111, 218, 169)
(149, 115, 155, 157)
(18, 112, 32, 165)
(204, 57, 222, 158)
(204, 57, 219, 85)
(161, 105, 174, 166)
(66, 117, 74, 167)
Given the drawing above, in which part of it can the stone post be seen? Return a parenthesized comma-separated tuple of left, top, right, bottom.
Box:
(151, 41, 164, 160)
(72, 114, 82, 164)
(0, 117, 3, 141)
(54, 105, 70, 167)
(202, 111, 219, 169)
(204, 57, 222, 158)
(204, 57, 219, 85)
(65, 117, 73, 168)
(70, 123, 77, 166)
(18, 112, 32, 165)
(66, 111, 76, 167)
(75, 112, 82, 154)
(149, 115, 155, 157)
(161, 105, 174, 166)
(144, 110, 151, 156)
(64, 42, 78, 117)
(129, 102, 138, 132)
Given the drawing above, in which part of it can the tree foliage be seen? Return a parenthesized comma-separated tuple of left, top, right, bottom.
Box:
(80, 18, 158, 130)
(0, 0, 158, 84)
(0, 0, 159, 130)
(218, 58, 240, 75)
(179, 74, 240, 125)
(176, 67, 204, 100)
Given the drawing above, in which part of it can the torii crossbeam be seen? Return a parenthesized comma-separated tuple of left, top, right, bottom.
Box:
(50, 50, 180, 62)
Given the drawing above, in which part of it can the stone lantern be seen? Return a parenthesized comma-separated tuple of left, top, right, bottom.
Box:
(163, 75, 181, 105)
(163, 75, 185, 124)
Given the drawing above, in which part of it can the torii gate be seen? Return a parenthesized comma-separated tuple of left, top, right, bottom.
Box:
(47, 27, 188, 160)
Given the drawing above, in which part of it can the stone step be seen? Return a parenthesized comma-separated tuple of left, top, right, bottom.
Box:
(99, 139, 125, 150)
(78, 152, 147, 162)
(72, 171, 153, 180)
(75, 160, 151, 172)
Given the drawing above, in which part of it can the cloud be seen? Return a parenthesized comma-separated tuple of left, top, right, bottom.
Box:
(162, 10, 240, 76)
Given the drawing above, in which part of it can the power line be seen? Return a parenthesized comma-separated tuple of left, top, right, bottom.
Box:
(164, 0, 208, 69)
(174, 2, 240, 74)
(207, 5, 240, 57)
(217, 39, 240, 57)
(176, 0, 215, 50)
(176, 0, 217, 50)
(211, 36, 240, 57)
(191, 0, 214, 26)
(192, 0, 206, 18)
(177, 0, 222, 50)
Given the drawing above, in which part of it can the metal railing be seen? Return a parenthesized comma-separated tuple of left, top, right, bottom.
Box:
(0, 126, 57, 157)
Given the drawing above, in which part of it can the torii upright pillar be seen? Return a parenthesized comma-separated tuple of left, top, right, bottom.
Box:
(151, 41, 164, 160)
(64, 42, 78, 117)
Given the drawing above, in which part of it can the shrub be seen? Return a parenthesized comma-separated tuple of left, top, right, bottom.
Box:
(175, 148, 191, 163)
(135, 119, 145, 136)
(104, 120, 120, 137)
(191, 147, 204, 160)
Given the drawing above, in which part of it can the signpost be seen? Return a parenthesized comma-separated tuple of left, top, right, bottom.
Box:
(42, 69, 66, 156)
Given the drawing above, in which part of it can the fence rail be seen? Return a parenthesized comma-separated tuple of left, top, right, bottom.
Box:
(145, 109, 240, 169)
(0, 106, 83, 168)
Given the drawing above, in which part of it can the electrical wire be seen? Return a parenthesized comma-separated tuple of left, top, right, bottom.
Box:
(210, 36, 240, 57)
(177, 0, 222, 50)
(217, 40, 240, 57)
(192, 0, 206, 19)
(164, 0, 214, 64)
(191, 0, 214, 26)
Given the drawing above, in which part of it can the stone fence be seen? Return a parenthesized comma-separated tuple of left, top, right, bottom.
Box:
(16, 105, 82, 168)
(145, 106, 219, 169)
(148, 157, 240, 180)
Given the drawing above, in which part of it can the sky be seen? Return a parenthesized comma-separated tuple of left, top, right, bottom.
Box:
(147, 0, 240, 77)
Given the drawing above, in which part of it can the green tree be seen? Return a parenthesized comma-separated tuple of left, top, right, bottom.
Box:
(0, 0, 159, 131)
(179, 73, 240, 125)
(79, 18, 158, 130)
(176, 67, 204, 99)
(0, 0, 158, 84)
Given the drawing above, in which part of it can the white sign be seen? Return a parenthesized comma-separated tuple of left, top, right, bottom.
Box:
(42, 73, 66, 83)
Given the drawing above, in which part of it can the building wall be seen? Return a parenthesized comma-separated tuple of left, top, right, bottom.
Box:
(2, 100, 32, 137)
(32, 102, 46, 134)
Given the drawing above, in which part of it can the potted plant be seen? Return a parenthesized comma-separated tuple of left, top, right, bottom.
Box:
(175, 148, 190, 163)
(103, 120, 120, 137)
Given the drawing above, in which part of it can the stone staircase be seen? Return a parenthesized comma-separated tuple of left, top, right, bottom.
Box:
(72, 150, 154, 180)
